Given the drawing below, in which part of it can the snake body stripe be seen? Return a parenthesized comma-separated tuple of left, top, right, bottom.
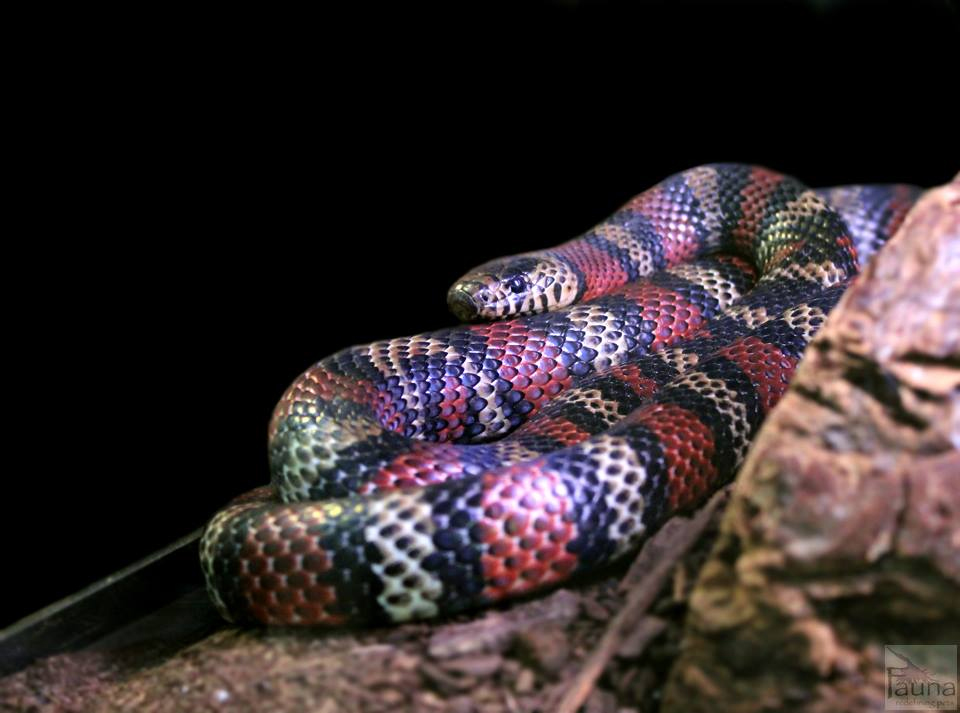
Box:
(201, 165, 919, 626)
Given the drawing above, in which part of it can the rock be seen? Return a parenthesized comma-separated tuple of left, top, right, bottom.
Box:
(512, 625, 571, 677)
(515, 667, 536, 694)
(427, 589, 580, 659)
(420, 661, 477, 695)
(441, 654, 503, 679)
(317, 699, 339, 713)
(446, 695, 477, 713)
(662, 175, 960, 713)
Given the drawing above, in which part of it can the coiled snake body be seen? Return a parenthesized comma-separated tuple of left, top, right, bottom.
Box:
(201, 165, 919, 626)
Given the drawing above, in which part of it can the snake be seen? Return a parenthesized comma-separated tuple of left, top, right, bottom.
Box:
(200, 164, 919, 627)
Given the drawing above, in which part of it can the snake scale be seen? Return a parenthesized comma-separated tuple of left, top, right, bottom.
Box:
(201, 164, 919, 626)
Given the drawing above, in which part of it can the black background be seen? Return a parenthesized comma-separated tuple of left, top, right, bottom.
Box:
(6, 0, 957, 628)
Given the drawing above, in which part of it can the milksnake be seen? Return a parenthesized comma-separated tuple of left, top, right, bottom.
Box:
(201, 165, 919, 626)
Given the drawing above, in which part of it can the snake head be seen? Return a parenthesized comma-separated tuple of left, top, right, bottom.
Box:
(447, 254, 579, 321)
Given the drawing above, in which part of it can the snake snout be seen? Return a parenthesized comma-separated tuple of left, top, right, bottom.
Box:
(447, 283, 482, 321)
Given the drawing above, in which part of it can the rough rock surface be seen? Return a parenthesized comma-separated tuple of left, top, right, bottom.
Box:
(662, 175, 960, 712)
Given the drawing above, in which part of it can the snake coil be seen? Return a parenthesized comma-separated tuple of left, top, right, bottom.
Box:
(201, 164, 918, 626)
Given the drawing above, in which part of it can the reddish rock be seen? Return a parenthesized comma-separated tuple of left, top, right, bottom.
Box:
(663, 175, 960, 712)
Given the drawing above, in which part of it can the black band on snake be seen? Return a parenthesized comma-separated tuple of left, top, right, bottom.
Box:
(200, 164, 919, 626)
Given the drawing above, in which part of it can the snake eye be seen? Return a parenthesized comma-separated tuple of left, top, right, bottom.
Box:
(507, 276, 526, 294)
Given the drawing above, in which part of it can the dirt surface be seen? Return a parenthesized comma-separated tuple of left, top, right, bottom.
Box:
(0, 492, 728, 713)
